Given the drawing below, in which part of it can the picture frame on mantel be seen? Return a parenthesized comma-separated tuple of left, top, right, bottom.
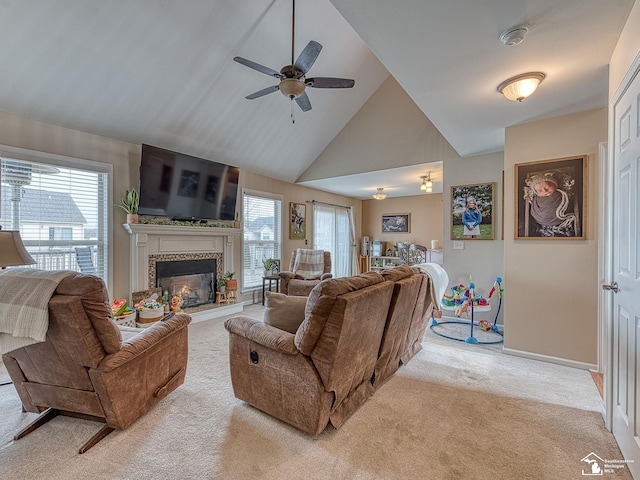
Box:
(515, 155, 587, 240)
(290, 202, 306, 239)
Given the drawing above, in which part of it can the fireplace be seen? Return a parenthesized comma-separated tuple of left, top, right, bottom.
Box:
(156, 258, 217, 309)
(124, 223, 243, 322)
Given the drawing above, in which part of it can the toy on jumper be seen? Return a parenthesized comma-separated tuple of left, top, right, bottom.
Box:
(431, 276, 504, 344)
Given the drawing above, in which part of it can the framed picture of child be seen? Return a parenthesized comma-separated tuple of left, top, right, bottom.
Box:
(515, 155, 587, 240)
(451, 183, 495, 240)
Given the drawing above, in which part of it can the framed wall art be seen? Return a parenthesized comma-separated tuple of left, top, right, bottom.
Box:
(381, 214, 410, 233)
(515, 155, 587, 240)
(290, 202, 306, 239)
(451, 183, 495, 240)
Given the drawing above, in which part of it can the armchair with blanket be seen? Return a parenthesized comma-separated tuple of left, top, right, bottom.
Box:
(0, 270, 191, 453)
(279, 248, 332, 296)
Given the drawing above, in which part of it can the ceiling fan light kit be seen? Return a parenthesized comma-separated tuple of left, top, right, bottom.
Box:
(497, 72, 545, 102)
(233, 0, 355, 117)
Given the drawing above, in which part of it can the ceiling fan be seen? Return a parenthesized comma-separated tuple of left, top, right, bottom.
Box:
(233, 0, 355, 114)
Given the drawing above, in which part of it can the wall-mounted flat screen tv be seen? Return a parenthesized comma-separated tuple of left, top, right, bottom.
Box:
(138, 144, 240, 221)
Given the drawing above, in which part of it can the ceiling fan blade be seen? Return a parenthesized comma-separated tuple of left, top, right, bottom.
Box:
(306, 77, 355, 89)
(233, 57, 283, 79)
(245, 85, 280, 100)
(294, 41, 322, 75)
(295, 92, 312, 112)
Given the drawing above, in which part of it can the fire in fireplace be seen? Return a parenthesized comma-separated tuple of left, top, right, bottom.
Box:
(155, 259, 217, 309)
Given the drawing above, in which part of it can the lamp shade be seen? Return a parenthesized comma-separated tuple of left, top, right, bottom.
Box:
(0, 230, 36, 267)
(497, 72, 545, 102)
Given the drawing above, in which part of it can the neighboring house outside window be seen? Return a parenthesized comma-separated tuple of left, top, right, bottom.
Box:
(242, 189, 282, 291)
(0, 156, 110, 283)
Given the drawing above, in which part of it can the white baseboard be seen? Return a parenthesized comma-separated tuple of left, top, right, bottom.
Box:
(502, 347, 597, 371)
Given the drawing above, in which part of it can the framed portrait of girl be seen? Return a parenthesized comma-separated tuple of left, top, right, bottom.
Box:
(451, 183, 495, 240)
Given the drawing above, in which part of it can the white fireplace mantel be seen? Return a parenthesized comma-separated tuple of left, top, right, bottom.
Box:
(123, 223, 241, 293)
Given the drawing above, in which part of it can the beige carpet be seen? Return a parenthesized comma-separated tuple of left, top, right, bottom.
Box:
(0, 305, 631, 480)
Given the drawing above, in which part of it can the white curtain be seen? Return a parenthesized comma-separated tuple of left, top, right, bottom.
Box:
(313, 202, 352, 277)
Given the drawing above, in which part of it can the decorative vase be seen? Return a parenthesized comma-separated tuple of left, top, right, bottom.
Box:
(218, 285, 226, 293)
(226, 279, 238, 291)
(126, 213, 139, 224)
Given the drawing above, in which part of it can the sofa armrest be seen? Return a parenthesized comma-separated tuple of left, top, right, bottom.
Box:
(279, 271, 296, 294)
(225, 316, 298, 355)
(99, 313, 191, 371)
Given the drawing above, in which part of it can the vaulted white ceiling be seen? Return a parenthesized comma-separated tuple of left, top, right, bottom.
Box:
(0, 1, 633, 198)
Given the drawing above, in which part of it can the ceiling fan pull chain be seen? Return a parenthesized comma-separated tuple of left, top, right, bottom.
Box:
(291, 99, 295, 124)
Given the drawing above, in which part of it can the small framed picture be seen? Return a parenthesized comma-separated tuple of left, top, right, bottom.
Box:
(515, 155, 587, 240)
(290, 202, 306, 239)
(381, 214, 410, 233)
(451, 183, 495, 240)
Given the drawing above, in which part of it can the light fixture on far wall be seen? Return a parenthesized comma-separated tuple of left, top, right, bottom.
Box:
(0, 228, 36, 269)
(420, 173, 433, 193)
(497, 72, 545, 102)
(372, 187, 387, 200)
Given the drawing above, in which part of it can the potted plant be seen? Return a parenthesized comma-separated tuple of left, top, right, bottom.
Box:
(217, 274, 228, 292)
(225, 271, 237, 291)
(262, 258, 276, 276)
(116, 188, 140, 224)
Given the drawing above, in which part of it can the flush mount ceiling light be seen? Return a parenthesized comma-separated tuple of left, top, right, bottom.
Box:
(420, 172, 433, 193)
(497, 72, 545, 102)
(372, 187, 387, 200)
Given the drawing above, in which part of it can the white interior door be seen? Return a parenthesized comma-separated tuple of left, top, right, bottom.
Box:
(610, 60, 640, 479)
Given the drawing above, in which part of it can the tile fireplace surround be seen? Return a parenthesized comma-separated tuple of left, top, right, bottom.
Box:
(123, 223, 243, 322)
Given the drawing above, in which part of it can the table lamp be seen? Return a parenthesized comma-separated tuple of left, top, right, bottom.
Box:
(0, 229, 36, 269)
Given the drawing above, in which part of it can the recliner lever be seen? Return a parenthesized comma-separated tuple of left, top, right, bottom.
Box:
(250, 350, 259, 364)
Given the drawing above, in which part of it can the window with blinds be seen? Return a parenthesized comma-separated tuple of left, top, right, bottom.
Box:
(242, 189, 282, 290)
(0, 156, 109, 282)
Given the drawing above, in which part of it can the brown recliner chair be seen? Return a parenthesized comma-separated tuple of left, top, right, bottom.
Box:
(1, 272, 191, 453)
(279, 249, 332, 296)
(225, 272, 394, 435)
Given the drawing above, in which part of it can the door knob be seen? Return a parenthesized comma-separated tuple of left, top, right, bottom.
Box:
(602, 282, 620, 293)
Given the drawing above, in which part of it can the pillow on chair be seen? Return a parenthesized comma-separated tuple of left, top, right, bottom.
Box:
(263, 291, 307, 334)
(292, 249, 324, 279)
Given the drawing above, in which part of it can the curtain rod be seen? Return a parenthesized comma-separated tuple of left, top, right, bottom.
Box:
(306, 200, 352, 210)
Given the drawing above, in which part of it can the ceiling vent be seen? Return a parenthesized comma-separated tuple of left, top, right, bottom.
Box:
(499, 25, 529, 46)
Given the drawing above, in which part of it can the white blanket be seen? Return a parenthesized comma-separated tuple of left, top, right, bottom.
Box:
(0, 268, 75, 355)
(413, 263, 449, 311)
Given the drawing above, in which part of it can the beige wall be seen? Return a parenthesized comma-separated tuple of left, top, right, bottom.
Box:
(609, 2, 640, 97)
(442, 152, 505, 323)
(0, 111, 362, 303)
(238, 170, 362, 281)
(300, 76, 460, 181)
(0, 110, 139, 299)
(362, 193, 443, 253)
(503, 108, 607, 366)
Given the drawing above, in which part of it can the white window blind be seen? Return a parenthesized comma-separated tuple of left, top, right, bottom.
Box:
(0, 157, 109, 282)
(242, 189, 282, 290)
